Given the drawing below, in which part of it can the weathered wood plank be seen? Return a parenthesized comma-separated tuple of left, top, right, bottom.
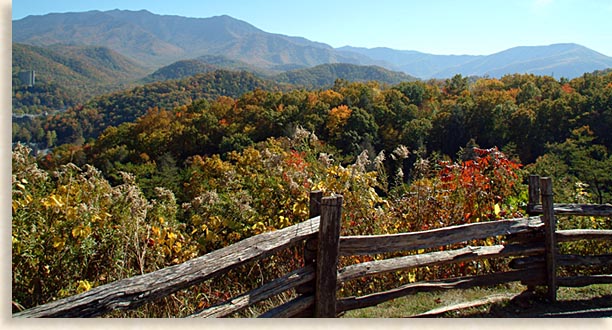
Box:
(506, 231, 544, 245)
(339, 217, 543, 256)
(557, 275, 612, 287)
(309, 191, 323, 218)
(295, 191, 323, 296)
(336, 268, 545, 313)
(14, 216, 321, 318)
(541, 177, 558, 302)
(529, 203, 612, 216)
(258, 294, 315, 318)
(290, 307, 314, 318)
(527, 175, 541, 215)
(338, 243, 544, 283)
(189, 265, 315, 318)
(556, 229, 612, 242)
(295, 239, 317, 296)
(509, 229, 612, 251)
(315, 196, 343, 318)
(557, 253, 612, 267)
(510, 253, 612, 269)
(509, 255, 544, 269)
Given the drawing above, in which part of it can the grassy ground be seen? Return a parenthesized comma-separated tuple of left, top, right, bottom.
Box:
(341, 283, 612, 318)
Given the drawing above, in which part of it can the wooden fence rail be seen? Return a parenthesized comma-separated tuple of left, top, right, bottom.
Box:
(339, 217, 543, 256)
(338, 243, 545, 283)
(14, 176, 612, 318)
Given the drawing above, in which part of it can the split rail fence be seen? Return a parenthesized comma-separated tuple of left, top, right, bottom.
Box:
(13, 176, 612, 318)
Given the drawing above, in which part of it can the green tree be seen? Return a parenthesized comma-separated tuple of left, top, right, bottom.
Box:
(444, 74, 469, 96)
(45, 130, 57, 148)
(336, 107, 379, 158)
(395, 81, 426, 106)
(219, 133, 254, 156)
(516, 81, 541, 104)
(547, 126, 612, 204)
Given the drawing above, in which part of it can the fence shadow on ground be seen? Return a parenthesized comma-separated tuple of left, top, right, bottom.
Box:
(439, 290, 612, 318)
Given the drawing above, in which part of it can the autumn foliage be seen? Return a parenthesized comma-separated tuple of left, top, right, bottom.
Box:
(12, 71, 612, 315)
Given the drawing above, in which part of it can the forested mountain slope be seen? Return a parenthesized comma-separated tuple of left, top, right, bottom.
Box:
(13, 70, 281, 146)
(12, 43, 147, 114)
(273, 63, 418, 88)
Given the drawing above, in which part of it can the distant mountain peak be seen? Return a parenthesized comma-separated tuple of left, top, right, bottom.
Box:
(429, 43, 612, 78)
(338, 43, 612, 78)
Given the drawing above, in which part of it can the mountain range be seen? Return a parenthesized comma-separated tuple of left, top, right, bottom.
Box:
(13, 9, 612, 80)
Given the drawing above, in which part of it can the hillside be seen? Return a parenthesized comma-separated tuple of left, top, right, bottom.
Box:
(141, 59, 219, 82)
(195, 54, 264, 71)
(12, 43, 147, 114)
(12, 43, 146, 86)
(13, 10, 185, 67)
(144, 58, 417, 88)
(273, 63, 418, 88)
(48, 44, 149, 81)
(142, 55, 272, 83)
(28, 70, 281, 146)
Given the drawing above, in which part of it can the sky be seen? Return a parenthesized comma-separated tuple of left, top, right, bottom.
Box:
(8, 0, 612, 56)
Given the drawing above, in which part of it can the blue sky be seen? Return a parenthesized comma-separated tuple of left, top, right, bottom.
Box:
(10, 0, 612, 56)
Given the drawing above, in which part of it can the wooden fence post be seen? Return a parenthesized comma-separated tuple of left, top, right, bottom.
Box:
(315, 195, 343, 318)
(540, 177, 558, 302)
(525, 175, 541, 292)
(294, 191, 323, 317)
(296, 191, 323, 294)
(527, 175, 540, 215)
